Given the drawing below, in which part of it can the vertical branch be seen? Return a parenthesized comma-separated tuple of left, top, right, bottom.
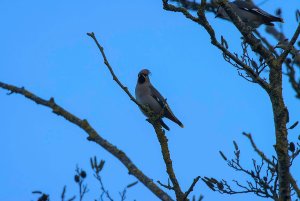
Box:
(153, 122, 185, 200)
(268, 46, 291, 201)
(162, 1, 297, 200)
(278, 23, 300, 64)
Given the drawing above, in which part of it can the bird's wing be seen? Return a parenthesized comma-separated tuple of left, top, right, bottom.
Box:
(149, 85, 167, 108)
(234, 0, 277, 19)
(150, 85, 184, 128)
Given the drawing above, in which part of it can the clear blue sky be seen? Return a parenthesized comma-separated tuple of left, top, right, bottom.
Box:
(0, 0, 299, 200)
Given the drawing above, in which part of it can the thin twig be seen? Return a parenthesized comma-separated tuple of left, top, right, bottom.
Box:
(278, 23, 300, 64)
(242, 132, 276, 167)
(86, 32, 144, 109)
(183, 176, 201, 200)
(289, 172, 300, 198)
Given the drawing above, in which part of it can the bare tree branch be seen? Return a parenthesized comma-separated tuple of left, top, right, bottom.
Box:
(152, 122, 185, 200)
(278, 23, 300, 64)
(183, 176, 201, 200)
(162, 1, 292, 200)
(286, 62, 300, 99)
(170, 0, 300, 100)
(242, 132, 276, 167)
(162, 0, 271, 92)
(86, 32, 187, 200)
(289, 172, 300, 198)
(86, 32, 144, 109)
(0, 81, 173, 201)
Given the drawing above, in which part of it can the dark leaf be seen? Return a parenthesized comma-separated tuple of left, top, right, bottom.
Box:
(98, 160, 105, 172)
(67, 196, 76, 201)
(219, 151, 227, 161)
(90, 157, 94, 169)
(32, 191, 43, 194)
(80, 170, 87, 178)
(74, 175, 80, 183)
(127, 181, 138, 188)
(233, 140, 239, 151)
(202, 178, 215, 191)
(61, 186, 66, 200)
(289, 142, 295, 152)
(288, 121, 298, 130)
(276, 8, 282, 16)
(217, 182, 224, 190)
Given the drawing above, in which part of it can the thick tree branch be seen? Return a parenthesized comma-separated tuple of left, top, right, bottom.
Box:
(163, 1, 293, 200)
(0, 82, 173, 201)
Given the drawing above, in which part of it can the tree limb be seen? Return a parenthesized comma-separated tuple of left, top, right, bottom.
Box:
(183, 176, 201, 200)
(153, 122, 185, 200)
(278, 23, 300, 64)
(162, 0, 271, 92)
(86, 32, 187, 200)
(289, 172, 300, 198)
(0, 81, 173, 201)
(242, 132, 276, 167)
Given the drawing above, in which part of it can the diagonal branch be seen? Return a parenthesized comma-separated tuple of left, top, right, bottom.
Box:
(278, 23, 300, 64)
(286, 62, 300, 99)
(86, 32, 144, 109)
(289, 172, 300, 198)
(0, 82, 173, 201)
(242, 132, 276, 167)
(183, 176, 201, 200)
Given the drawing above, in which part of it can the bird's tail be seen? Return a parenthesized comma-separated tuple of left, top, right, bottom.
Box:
(159, 119, 170, 131)
(164, 110, 184, 128)
(272, 16, 284, 23)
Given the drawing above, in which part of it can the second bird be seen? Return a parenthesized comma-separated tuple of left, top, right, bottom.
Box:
(135, 69, 184, 131)
(215, 0, 283, 28)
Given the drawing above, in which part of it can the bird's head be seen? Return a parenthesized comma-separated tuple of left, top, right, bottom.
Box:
(138, 69, 151, 84)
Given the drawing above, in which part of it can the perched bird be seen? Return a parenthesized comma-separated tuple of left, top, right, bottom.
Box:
(215, 0, 284, 28)
(135, 69, 184, 131)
